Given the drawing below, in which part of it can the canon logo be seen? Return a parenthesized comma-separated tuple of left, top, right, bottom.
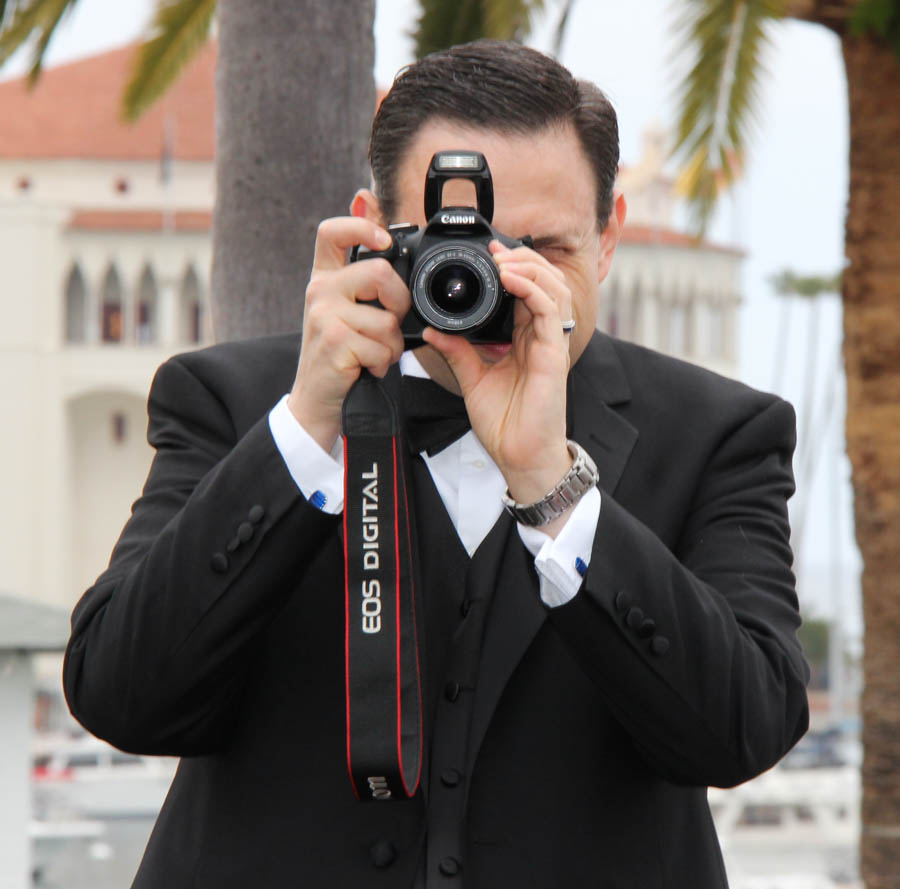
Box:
(441, 213, 475, 225)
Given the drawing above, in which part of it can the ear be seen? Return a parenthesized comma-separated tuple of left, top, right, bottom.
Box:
(351, 188, 383, 223)
(597, 192, 627, 283)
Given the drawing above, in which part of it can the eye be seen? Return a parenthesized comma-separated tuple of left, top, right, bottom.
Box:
(537, 244, 571, 262)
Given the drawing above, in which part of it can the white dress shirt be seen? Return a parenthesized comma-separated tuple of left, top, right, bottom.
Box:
(267, 351, 601, 608)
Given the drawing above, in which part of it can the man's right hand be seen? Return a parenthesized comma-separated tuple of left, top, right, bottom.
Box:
(287, 218, 411, 452)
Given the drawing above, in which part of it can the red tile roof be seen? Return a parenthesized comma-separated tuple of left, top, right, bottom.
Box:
(67, 209, 740, 254)
(621, 224, 743, 255)
(68, 209, 213, 232)
(0, 42, 215, 161)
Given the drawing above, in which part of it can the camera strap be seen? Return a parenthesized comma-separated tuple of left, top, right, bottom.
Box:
(342, 370, 423, 801)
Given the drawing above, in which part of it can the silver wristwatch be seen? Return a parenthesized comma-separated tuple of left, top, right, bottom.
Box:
(501, 440, 599, 527)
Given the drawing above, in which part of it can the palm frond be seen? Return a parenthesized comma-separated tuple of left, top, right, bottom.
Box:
(770, 268, 842, 298)
(413, 0, 485, 58)
(121, 0, 215, 121)
(0, 0, 78, 79)
(671, 0, 785, 234)
(483, 0, 546, 42)
(412, 0, 549, 58)
(551, 0, 576, 57)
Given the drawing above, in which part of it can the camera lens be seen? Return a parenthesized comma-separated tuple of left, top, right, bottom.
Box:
(411, 245, 500, 333)
(429, 264, 481, 315)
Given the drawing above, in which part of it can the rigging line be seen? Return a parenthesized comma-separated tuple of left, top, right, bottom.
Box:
(790, 345, 843, 560)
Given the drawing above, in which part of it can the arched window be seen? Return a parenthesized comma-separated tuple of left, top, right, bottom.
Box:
(64, 264, 88, 343)
(135, 266, 158, 344)
(180, 266, 203, 343)
(631, 280, 643, 344)
(101, 265, 124, 343)
(669, 303, 687, 355)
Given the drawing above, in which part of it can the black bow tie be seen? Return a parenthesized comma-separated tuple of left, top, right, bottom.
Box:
(401, 376, 471, 456)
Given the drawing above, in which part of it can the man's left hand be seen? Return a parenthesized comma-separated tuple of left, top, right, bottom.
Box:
(422, 240, 575, 509)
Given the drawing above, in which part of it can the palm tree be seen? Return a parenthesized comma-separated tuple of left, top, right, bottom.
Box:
(413, 1, 900, 884)
(0, 0, 375, 340)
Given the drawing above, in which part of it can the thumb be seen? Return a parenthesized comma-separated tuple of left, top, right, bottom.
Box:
(421, 328, 483, 396)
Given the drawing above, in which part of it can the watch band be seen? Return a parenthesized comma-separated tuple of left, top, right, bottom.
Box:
(501, 440, 599, 527)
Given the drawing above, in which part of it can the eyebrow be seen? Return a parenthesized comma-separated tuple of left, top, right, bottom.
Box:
(530, 234, 577, 250)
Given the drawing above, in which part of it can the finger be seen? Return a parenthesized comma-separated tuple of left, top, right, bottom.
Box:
(421, 328, 485, 396)
(490, 240, 566, 282)
(494, 259, 568, 297)
(318, 258, 411, 319)
(305, 298, 405, 366)
(313, 217, 393, 272)
(305, 261, 412, 338)
(341, 330, 398, 379)
(499, 268, 568, 344)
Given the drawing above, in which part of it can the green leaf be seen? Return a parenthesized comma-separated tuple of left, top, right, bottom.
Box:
(0, 0, 78, 77)
(670, 0, 785, 235)
(412, 0, 484, 58)
(121, 0, 216, 121)
(412, 0, 549, 58)
(849, 0, 900, 57)
(770, 268, 842, 298)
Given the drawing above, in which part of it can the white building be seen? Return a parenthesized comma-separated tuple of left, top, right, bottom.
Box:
(0, 44, 742, 617)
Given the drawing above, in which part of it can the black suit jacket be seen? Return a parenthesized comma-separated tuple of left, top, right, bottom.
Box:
(63, 331, 809, 888)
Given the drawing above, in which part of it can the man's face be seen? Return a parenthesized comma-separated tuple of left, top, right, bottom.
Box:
(389, 118, 620, 372)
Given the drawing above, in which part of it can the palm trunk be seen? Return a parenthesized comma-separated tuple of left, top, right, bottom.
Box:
(212, 0, 375, 341)
(841, 31, 900, 889)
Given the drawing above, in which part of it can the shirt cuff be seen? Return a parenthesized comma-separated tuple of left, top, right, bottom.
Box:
(268, 394, 344, 514)
(516, 486, 601, 608)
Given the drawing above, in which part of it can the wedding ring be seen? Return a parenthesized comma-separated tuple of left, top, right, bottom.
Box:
(561, 319, 576, 334)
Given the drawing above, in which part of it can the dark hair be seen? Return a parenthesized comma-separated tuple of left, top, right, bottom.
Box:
(369, 40, 619, 229)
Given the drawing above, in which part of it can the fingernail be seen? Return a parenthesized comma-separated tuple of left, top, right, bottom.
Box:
(377, 229, 393, 249)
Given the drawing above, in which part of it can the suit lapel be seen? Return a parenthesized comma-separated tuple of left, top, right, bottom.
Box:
(466, 332, 639, 774)
(568, 331, 639, 495)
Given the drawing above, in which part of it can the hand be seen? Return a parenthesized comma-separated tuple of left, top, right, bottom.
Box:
(423, 240, 574, 507)
(287, 217, 411, 452)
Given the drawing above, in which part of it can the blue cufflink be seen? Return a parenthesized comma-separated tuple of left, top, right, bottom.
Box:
(310, 490, 327, 510)
(575, 557, 587, 578)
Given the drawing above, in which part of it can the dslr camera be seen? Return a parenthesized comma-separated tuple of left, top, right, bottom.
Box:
(352, 150, 532, 346)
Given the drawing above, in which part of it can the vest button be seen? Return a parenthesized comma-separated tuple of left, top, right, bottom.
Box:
(444, 680, 461, 702)
(438, 856, 460, 876)
(369, 840, 396, 868)
(237, 521, 254, 542)
(248, 504, 265, 524)
(441, 768, 461, 787)
(210, 552, 229, 573)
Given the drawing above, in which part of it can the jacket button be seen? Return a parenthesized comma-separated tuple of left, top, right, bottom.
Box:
(248, 505, 265, 524)
(441, 768, 461, 787)
(614, 589, 631, 612)
(438, 856, 460, 876)
(638, 618, 657, 638)
(369, 840, 396, 868)
(237, 521, 254, 543)
(210, 552, 228, 573)
(625, 606, 644, 630)
(444, 680, 461, 702)
(226, 537, 241, 553)
(650, 635, 670, 655)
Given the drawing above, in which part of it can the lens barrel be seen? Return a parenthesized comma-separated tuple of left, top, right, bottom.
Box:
(411, 245, 500, 333)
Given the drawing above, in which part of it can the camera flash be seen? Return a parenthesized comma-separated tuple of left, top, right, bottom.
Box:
(436, 153, 483, 172)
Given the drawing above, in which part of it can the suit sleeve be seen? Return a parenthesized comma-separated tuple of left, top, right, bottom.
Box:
(549, 397, 809, 788)
(63, 354, 340, 756)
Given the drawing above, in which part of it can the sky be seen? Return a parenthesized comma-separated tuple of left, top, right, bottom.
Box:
(3, 0, 861, 637)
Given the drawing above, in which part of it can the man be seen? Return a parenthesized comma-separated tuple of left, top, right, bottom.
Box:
(64, 40, 808, 888)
